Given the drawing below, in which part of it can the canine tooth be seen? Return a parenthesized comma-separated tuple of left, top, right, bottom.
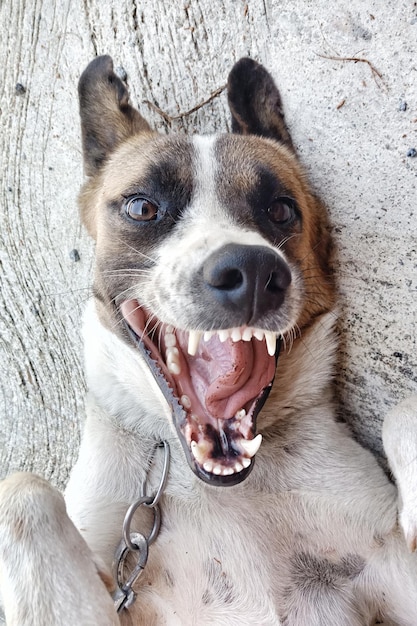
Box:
(191, 440, 207, 465)
(203, 460, 214, 473)
(212, 464, 223, 475)
(180, 395, 191, 409)
(188, 330, 202, 356)
(265, 331, 277, 356)
(235, 409, 246, 420)
(165, 333, 177, 348)
(231, 328, 242, 342)
(253, 329, 264, 341)
(167, 361, 181, 375)
(242, 327, 253, 341)
(218, 329, 230, 342)
(241, 457, 251, 469)
(240, 434, 263, 458)
(204, 331, 215, 342)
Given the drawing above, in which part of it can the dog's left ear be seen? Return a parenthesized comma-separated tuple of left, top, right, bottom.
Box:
(227, 58, 294, 152)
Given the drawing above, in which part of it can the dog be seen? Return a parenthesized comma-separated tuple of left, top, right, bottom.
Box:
(1, 55, 417, 626)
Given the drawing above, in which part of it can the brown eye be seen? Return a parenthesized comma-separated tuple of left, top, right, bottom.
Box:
(267, 197, 296, 225)
(125, 197, 158, 221)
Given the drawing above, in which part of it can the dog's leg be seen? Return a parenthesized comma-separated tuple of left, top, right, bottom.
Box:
(383, 396, 417, 552)
(0, 473, 119, 626)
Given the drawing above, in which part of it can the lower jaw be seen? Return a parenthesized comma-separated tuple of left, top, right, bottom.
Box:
(121, 303, 279, 487)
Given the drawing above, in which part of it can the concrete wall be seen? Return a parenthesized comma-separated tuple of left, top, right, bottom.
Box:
(1, 0, 416, 487)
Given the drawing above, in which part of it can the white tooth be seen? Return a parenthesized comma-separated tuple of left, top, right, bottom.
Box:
(203, 460, 214, 473)
(204, 330, 215, 342)
(241, 457, 251, 469)
(218, 329, 230, 342)
(212, 464, 222, 475)
(265, 331, 277, 356)
(167, 361, 181, 375)
(165, 333, 176, 348)
(242, 327, 253, 341)
(253, 329, 264, 341)
(231, 328, 242, 342)
(240, 434, 263, 458)
(166, 347, 180, 373)
(222, 467, 234, 475)
(184, 423, 193, 443)
(187, 330, 202, 356)
(180, 395, 191, 409)
(235, 409, 246, 420)
(191, 440, 206, 464)
(165, 325, 174, 334)
(234, 462, 243, 473)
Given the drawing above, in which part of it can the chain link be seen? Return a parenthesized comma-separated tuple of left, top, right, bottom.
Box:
(112, 440, 170, 613)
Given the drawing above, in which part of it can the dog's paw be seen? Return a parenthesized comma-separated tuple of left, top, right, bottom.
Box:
(0, 473, 65, 541)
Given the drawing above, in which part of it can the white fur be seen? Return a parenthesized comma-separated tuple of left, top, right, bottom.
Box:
(2, 302, 416, 625)
(1, 134, 417, 624)
(140, 135, 303, 334)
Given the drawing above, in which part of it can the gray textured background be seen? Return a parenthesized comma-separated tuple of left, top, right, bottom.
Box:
(1, 0, 416, 489)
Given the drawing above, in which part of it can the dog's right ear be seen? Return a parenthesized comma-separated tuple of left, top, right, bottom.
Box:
(227, 58, 294, 152)
(78, 55, 151, 177)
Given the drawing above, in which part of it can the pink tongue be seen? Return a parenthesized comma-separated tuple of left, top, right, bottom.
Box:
(177, 334, 276, 419)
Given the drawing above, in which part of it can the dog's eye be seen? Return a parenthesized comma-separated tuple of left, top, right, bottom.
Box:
(124, 196, 158, 221)
(266, 197, 296, 225)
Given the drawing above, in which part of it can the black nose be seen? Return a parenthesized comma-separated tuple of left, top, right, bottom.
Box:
(202, 244, 291, 324)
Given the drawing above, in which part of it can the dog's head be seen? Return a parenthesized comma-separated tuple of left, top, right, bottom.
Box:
(78, 56, 335, 486)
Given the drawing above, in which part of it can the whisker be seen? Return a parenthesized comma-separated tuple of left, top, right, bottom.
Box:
(102, 269, 153, 277)
(111, 235, 158, 264)
(276, 233, 299, 250)
(109, 299, 147, 333)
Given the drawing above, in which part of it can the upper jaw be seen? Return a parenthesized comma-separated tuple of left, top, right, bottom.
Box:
(120, 299, 281, 487)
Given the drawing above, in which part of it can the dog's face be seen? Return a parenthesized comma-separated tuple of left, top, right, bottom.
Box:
(78, 56, 335, 486)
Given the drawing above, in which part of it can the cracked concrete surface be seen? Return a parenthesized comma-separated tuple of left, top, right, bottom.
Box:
(0, 0, 416, 488)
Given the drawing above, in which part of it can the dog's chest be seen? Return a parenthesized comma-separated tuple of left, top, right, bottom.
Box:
(124, 497, 283, 626)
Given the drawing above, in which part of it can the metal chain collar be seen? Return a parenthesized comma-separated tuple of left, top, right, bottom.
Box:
(112, 440, 170, 613)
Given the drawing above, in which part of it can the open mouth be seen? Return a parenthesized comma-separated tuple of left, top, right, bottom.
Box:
(120, 300, 279, 486)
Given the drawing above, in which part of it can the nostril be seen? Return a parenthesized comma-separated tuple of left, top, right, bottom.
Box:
(266, 267, 292, 293)
(202, 243, 291, 323)
(213, 268, 244, 291)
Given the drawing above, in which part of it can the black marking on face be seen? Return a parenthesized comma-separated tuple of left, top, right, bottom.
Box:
(97, 139, 195, 303)
(214, 136, 302, 246)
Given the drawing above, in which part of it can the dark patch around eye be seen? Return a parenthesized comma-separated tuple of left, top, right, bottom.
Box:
(143, 159, 194, 214)
(248, 165, 288, 211)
